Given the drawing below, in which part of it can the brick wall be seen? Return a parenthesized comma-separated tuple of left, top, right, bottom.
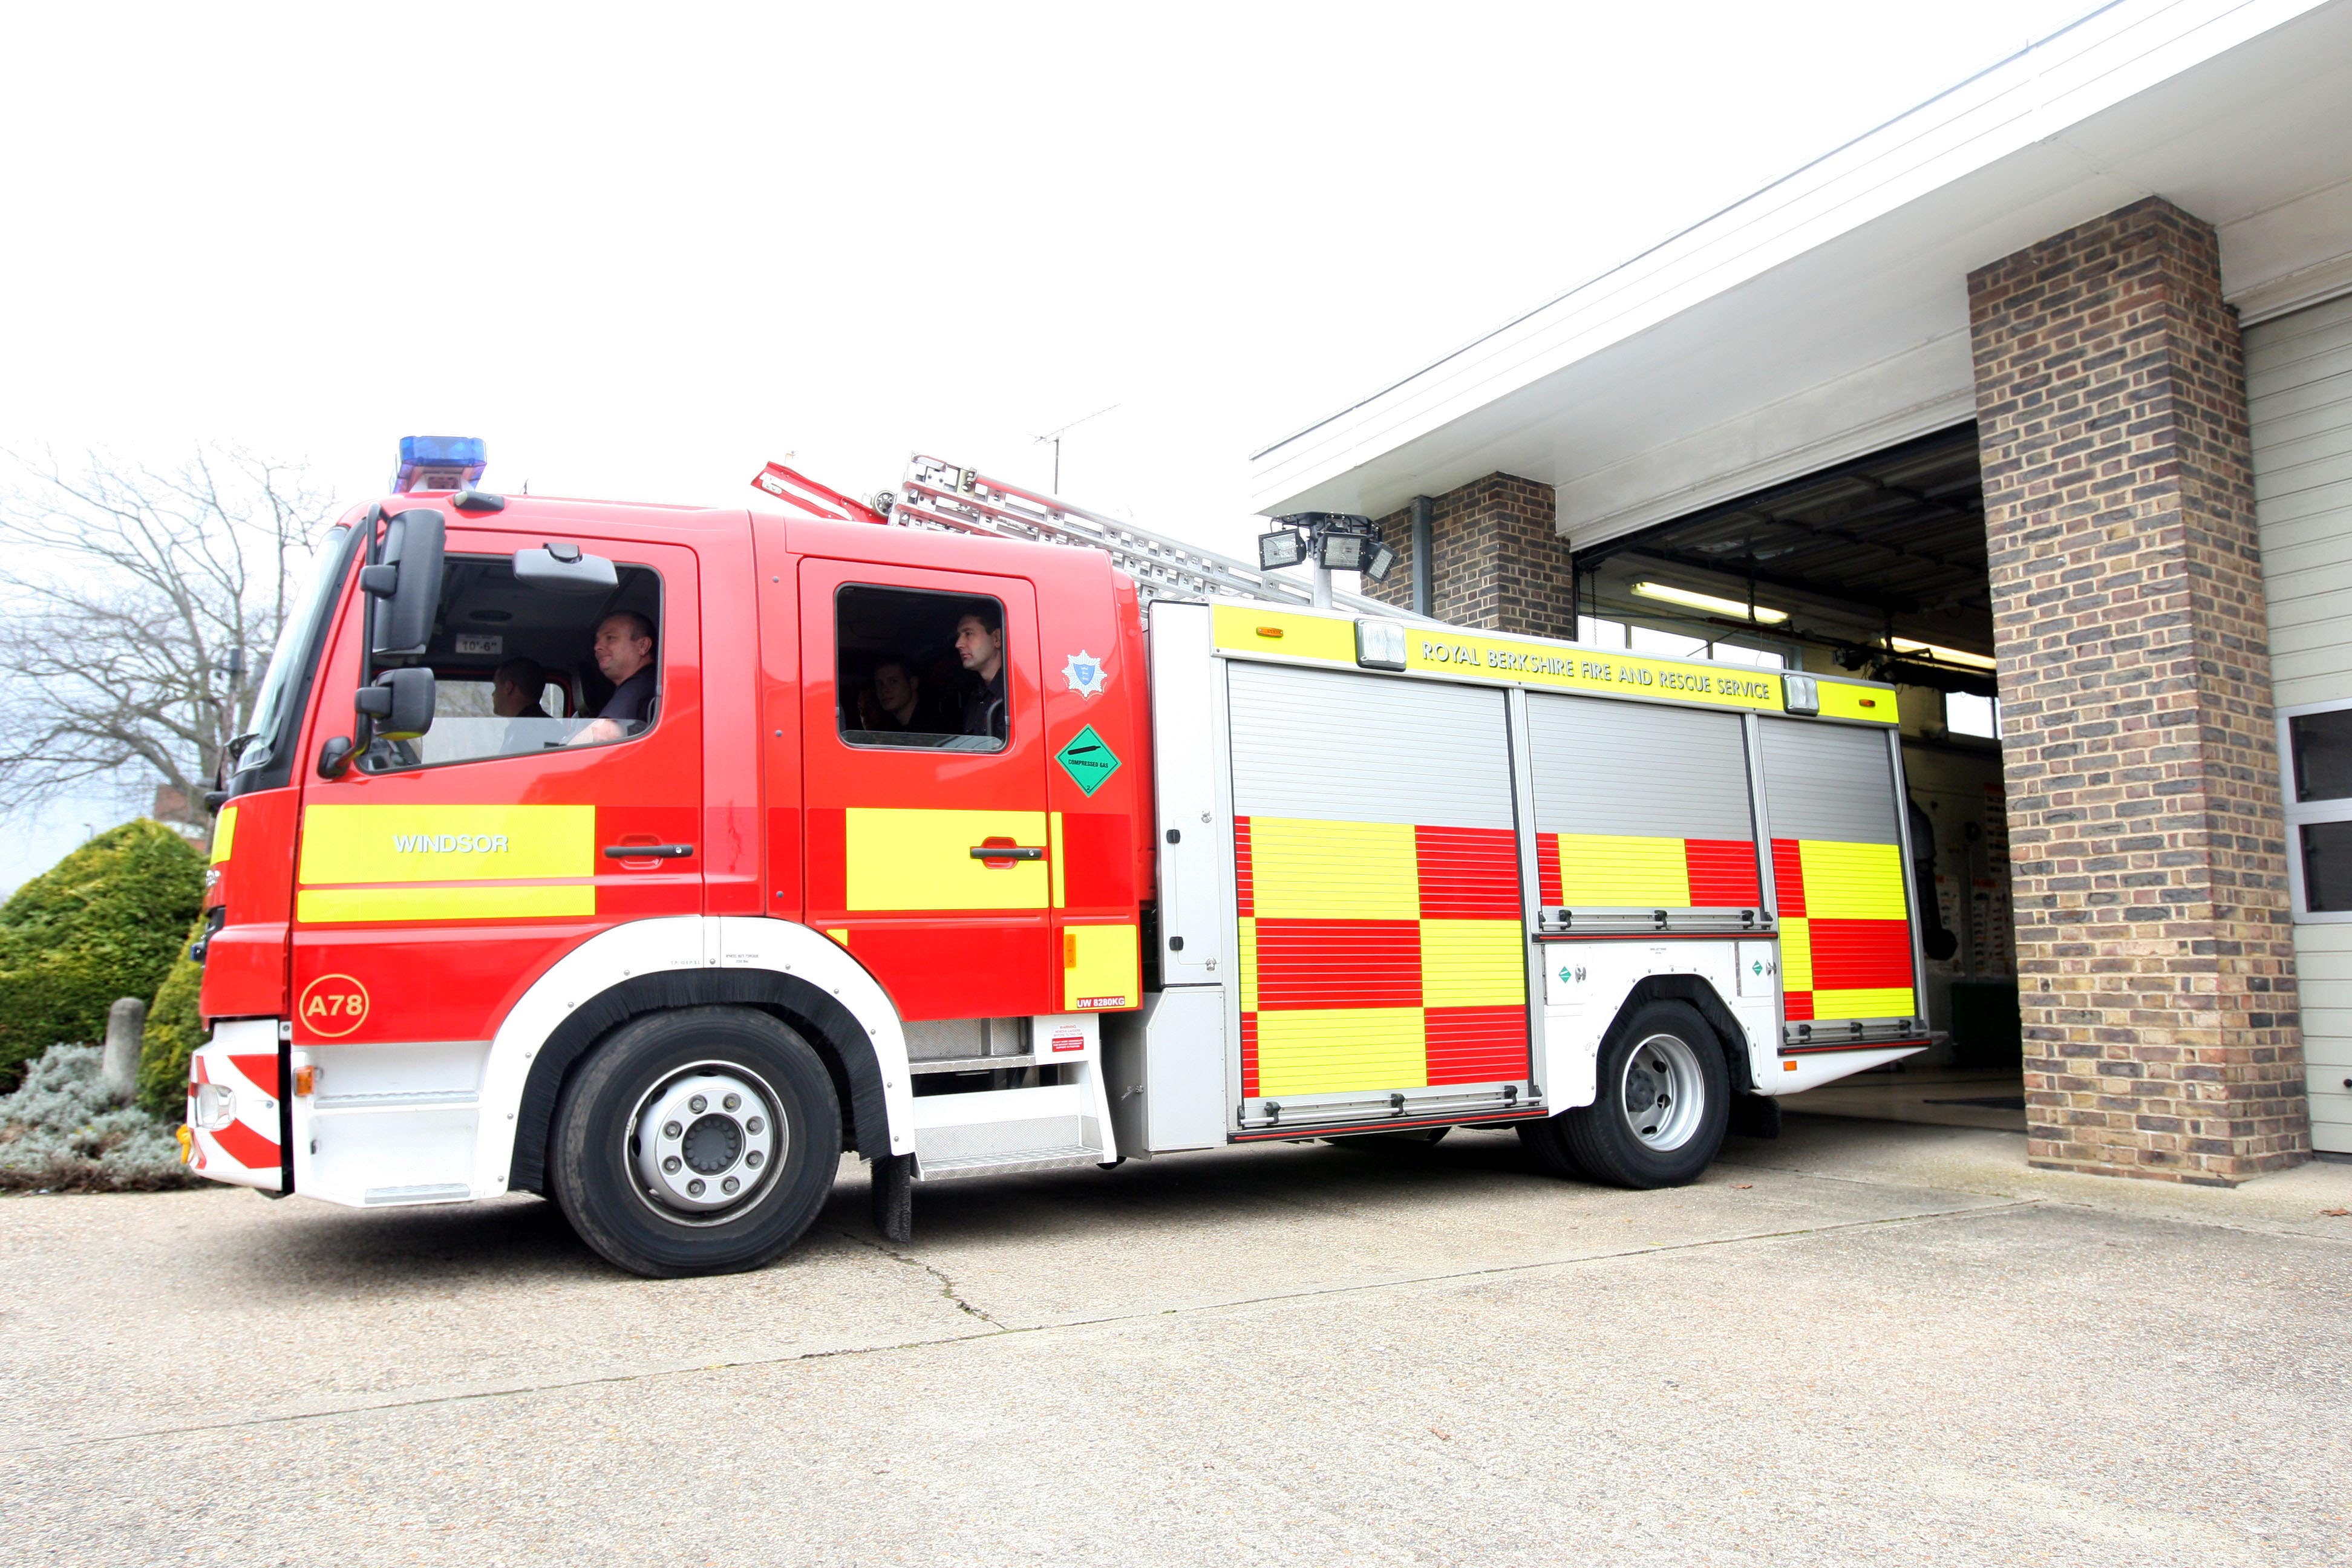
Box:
(1368, 474, 1576, 637)
(1968, 197, 2310, 1182)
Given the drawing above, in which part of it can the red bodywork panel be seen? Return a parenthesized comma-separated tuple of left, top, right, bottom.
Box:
(201, 494, 1153, 1045)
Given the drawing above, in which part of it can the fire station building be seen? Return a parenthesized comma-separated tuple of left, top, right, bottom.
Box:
(1249, 0, 2352, 1178)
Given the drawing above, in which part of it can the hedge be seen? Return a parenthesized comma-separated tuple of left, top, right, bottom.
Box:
(0, 819, 205, 1092)
(137, 920, 207, 1122)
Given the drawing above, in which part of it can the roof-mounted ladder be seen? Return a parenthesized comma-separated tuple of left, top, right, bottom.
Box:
(753, 454, 1413, 617)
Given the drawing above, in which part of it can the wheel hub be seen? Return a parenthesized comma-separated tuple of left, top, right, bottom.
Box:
(631, 1067, 781, 1218)
(1616, 1032, 1704, 1152)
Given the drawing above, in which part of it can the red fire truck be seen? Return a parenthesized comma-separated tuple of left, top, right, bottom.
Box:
(185, 440, 1927, 1277)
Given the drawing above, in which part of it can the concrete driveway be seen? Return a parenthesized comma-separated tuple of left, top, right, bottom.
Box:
(3, 1117, 2347, 1566)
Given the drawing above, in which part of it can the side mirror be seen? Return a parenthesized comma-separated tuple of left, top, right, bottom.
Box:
(513, 542, 618, 595)
(354, 667, 437, 741)
(364, 509, 446, 658)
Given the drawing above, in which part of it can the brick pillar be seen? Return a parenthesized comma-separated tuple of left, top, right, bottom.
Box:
(1368, 474, 1576, 636)
(1968, 197, 2310, 1183)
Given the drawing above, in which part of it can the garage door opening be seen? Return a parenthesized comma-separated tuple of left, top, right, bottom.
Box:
(1571, 424, 2023, 1132)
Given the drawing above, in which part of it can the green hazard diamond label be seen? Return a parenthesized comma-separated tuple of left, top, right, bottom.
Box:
(1054, 725, 1121, 797)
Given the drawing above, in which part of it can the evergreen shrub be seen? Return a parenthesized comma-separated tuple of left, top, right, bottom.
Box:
(0, 820, 205, 1091)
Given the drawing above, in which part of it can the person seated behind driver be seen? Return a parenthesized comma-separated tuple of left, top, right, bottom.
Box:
(569, 612, 656, 746)
(953, 604, 1007, 743)
(856, 657, 952, 735)
(491, 657, 552, 753)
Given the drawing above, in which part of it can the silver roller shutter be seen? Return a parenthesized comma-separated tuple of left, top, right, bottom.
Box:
(1757, 717, 1900, 843)
(1227, 662, 1513, 828)
(1526, 694, 1753, 839)
(2250, 293, 2352, 1157)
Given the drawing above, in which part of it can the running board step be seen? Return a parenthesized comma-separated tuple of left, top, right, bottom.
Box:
(907, 1083, 1106, 1180)
(913, 1145, 1104, 1181)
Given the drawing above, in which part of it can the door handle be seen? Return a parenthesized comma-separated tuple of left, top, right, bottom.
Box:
(970, 845, 1045, 861)
(604, 843, 695, 860)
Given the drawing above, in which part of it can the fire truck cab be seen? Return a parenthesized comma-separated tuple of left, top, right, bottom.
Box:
(189, 455, 1926, 1278)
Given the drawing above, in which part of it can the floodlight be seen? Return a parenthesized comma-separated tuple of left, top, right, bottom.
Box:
(1258, 529, 1305, 570)
(1362, 541, 1398, 584)
(1317, 532, 1370, 572)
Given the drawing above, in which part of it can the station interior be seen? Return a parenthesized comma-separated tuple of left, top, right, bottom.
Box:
(1569, 423, 2024, 1131)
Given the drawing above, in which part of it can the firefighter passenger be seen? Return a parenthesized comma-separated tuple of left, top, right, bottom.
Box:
(572, 611, 657, 745)
(954, 604, 1006, 743)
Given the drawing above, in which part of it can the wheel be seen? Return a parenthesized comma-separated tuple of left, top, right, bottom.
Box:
(550, 1007, 841, 1278)
(1521, 1001, 1730, 1188)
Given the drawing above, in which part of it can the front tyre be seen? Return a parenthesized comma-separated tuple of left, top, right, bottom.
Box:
(550, 1007, 841, 1278)
(1521, 1000, 1730, 1189)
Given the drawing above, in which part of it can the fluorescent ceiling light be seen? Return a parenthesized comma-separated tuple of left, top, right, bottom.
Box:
(1892, 638, 1997, 670)
(1628, 580, 1788, 624)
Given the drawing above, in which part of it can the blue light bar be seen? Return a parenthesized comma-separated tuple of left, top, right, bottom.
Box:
(393, 435, 487, 494)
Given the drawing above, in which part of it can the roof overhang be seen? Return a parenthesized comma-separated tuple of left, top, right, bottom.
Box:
(1247, 0, 2352, 550)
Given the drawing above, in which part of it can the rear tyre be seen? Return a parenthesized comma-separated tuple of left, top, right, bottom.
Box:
(550, 1006, 841, 1278)
(1522, 1001, 1730, 1189)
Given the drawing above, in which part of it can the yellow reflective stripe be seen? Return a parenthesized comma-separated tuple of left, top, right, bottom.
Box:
(297, 884, 595, 923)
(1255, 1007, 1426, 1096)
(1238, 916, 1258, 1011)
(1212, 605, 1354, 664)
(825, 928, 849, 946)
(844, 808, 1049, 912)
(1797, 840, 1907, 919)
(299, 803, 595, 883)
(210, 806, 237, 865)
(1063, 923, 1138, 1009)
(1556, 833, 1690, 906)
(1780, 918, 1813, 993)
(1813, 681, 1899, 725)
(1247, 817, 1417, 920)
(1419, 920, 1524, 1007)
(1814, 987, 1916, 1021)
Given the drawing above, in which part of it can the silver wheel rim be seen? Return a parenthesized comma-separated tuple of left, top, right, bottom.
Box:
(626, 1060, 786, 1227)
(1617, 1031, 1705, 1151)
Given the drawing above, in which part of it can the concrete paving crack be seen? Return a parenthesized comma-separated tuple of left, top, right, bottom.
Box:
(10, 1198, 2034, 1455)
(837, 1227, 1005, 1326)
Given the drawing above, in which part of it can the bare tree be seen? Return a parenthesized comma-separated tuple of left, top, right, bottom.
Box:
(0, 447, 339, 828)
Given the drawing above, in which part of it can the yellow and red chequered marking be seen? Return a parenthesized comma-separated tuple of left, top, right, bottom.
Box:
(1772, 837, 1913, 1021)
(1236, 817, 1526, 1098)
(1535, 834, 1761, 908)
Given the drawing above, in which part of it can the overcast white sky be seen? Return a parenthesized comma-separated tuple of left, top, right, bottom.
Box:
(0, 0, 2097, 890)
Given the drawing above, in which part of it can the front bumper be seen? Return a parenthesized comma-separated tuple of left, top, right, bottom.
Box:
(185, 1019, 286, 1194)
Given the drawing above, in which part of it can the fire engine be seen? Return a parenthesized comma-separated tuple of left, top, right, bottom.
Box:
(184, 436, 1927, 1278)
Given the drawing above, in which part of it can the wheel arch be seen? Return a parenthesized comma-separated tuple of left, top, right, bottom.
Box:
(507, 969, 892, 1195)
(1593, 975, 1755, 1094)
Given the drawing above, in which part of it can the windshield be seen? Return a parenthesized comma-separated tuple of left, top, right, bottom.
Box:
(235, 523, 359, 782)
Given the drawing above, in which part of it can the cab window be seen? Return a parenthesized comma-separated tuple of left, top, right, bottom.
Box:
(836, 584, 1008, 754)
(361, 555, 664, 772)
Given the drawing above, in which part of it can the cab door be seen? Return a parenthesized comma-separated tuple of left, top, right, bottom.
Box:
(289, 529, 704, 1051)
(800, 558, 1055, 1021)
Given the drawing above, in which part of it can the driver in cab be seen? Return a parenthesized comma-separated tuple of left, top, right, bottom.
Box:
(570, 612, 656, 745)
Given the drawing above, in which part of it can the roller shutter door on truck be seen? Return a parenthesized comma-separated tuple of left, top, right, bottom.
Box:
(1226, 662, 1527, 1103)
(1756, 718, 1916, 1024)
(1525, 695, 1760, 919)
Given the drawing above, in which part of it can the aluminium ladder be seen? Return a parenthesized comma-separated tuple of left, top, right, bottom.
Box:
(753, 454, 1417, 618)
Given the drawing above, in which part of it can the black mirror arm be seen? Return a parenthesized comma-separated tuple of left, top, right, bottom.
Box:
(318, 735, 355, 779)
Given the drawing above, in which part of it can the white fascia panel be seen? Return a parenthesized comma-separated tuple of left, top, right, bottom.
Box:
(1247, 0, 2334, 520)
